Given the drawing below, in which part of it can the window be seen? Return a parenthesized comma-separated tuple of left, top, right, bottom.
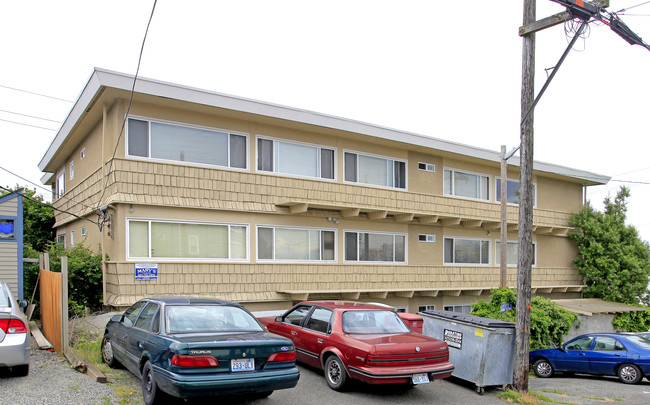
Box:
(305, 308, 333, 334)
(444, 168, 489, 200)
(128, 219, 248, 260)
(344, 231, 406, 263)
(418, 305, 435, 312)
(444, 305, 472, 314)
(69, 161, 74, 180)
(80, 148, 86, 160)
(495, 240, 536, 267)
(0, 219, 15, 240)
(418, 234, 436, 243)
(283, 305, 312, 326)
(444, 237, 490, 265)
(81, 226, 87, 236)
(127, 118, 248, 169)
(496, 178, 537, 206)
(257, 226, 335, 261)
(57, 234, 66, 248)
(565, 335, 593, 351)
(257, 137, 334, 180)
(594, 336, 625, 351)
(344, 151, 406, 189)
(418, 162, 435, 172)
(70, 230, 75, 246)
(56, 172, 65, 199)
(134, 303, 159, 331)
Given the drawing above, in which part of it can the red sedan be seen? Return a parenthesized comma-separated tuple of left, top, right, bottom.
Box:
(258, 301, 454, 391)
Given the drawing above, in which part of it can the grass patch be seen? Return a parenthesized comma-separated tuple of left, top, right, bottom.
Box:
(498, 389, 579, 405)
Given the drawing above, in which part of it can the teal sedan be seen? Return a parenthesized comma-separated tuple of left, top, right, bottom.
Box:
(101, 297, 299, 405)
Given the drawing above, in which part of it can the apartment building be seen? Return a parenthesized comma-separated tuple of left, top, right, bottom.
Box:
(38, 68, 609, 313)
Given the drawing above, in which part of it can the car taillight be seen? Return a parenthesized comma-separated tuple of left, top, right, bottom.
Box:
(267, 350, 296, 362)
(171, 354, 219, 367)
(0, 318, 27, 334)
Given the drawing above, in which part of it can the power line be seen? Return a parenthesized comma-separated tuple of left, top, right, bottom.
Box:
(0, 84, 73, 103)
(97, 0, 158, 209)
(616, 1, 650, 13)
(0, 117, 57, 131)
(0, 108, 62, 124)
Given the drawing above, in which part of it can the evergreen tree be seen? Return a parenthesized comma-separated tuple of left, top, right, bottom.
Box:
(569, 187, 650, 305)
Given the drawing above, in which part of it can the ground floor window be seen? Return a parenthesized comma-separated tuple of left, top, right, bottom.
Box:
(418, 305, 435, 312)
(257, 226, 335, 261)
(128, 219, 248, 260)
(444, 304, 471, 314)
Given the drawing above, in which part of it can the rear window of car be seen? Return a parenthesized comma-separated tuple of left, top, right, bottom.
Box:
(342, 310, 410, 334)
(166, 305, 264, 334)
(625, 335, 650, 349)
(0, 286, 11, 307)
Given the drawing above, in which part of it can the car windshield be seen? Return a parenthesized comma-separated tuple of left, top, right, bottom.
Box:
(166, 305, 264, 334)
(342, 310, 410, 334)
(625, 335, 650, 349)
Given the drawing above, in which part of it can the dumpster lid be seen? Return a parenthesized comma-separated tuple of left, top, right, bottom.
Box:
(420, 309, 515, 328)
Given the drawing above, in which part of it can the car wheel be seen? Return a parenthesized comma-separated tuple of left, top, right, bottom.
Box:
(324, 356, 348, 391)
(533, 359, 554, 378)
(12, 364, 29, 376)
(142, 360, 168, 405)
(101, 336, 120, 368)
(618, 364, 642, 384)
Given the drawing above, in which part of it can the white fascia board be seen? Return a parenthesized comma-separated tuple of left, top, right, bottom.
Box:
(38, 68, 611, 185)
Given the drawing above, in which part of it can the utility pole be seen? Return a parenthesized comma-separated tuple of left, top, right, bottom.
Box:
(513, 0, 536, 392)
(500, 146, 508, 288)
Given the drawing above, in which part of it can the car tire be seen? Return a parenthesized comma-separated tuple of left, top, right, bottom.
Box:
(101, 336, 120, 368)
(324, 356, 348, 391)
(142, 360, 168, 405)
(12, 364, 29, 376)
(618, 364, 642, 384)
(533, 359, 554, 378)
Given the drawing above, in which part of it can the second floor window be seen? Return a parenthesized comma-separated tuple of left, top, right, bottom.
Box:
(496, 178, 537, 206)
(344, 152, 406, 189)
(344, 231, 406, 263)
(444, 237, 490, 265)
(257, 137, 334, 180)
(127, 118, 247, 169)
(444, 168, 489, 201)
(257, 226, 335, 261)
(56, 172, 65, 199)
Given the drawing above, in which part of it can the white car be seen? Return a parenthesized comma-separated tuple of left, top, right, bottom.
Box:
(0, 281, 30, 376)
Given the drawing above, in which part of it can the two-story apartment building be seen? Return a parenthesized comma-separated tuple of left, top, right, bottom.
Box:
(38, 68, 609, 313)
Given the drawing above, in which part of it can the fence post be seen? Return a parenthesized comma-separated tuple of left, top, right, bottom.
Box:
(61, 256, 68, 350)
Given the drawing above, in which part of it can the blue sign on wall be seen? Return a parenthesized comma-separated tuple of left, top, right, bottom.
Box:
(501, 303, 513, 311)
(135, 263, 158, 280)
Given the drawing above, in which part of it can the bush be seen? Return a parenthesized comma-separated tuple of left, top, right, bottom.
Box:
(471, 288, 578, 351)
(612, 308, 650, 332)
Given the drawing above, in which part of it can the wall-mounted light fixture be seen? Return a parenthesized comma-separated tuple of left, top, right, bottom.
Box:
(327, 217, 339, 225)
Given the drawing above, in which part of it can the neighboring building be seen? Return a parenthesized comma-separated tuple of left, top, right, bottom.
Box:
(0, 190, 24, 299)
(38, 68, 609, 313)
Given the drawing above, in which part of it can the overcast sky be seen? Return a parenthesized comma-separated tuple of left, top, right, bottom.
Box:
(1, 1, 649, 240)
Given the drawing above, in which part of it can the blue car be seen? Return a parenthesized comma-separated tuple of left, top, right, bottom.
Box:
(101, 297, 300, 404)
(529, 333, 650, 384)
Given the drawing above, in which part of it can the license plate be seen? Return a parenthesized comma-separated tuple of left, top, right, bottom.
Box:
(231, 358, 254, 372)
(412, 373, 430, 384)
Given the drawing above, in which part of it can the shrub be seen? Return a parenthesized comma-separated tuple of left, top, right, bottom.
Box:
(471, 288, 578, 351)
(612, 308, 650, 332)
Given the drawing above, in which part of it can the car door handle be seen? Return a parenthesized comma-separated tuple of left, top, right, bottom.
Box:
(578, 353, 585, 356)
(291, 330, 298, 335)
(137, 342, 144, 349)
(317, 338, 323, 343)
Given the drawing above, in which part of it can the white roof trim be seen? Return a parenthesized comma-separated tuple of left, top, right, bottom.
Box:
(39, 68, 610, 185)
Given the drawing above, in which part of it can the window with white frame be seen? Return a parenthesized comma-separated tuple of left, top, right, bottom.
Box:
(69, 161, 74, 180)
(70, 230, 75, 246)
(443, 168, 489, 200)
(80, 148, 86, 160)
(81, 226, 87, 236)
(418, 305, 435, 312)
(344, 151, 406, 189)
(495, 240, 536, 267)
(57, 234, 65, 248)
(127, 219, 248, 260)
(496, 178, 537, 206)
(256, 137, 335, 180)
(56, 172, 65, 199)
(443, 237, 490, 265)
(419, 234, 436, 243)
(444, 304, 472, 314)
(127, 117, 248, 169)
(257, 226, 335, 261)
(344, 231, 407, 263)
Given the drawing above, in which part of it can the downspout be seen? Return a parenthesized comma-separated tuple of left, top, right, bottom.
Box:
(101, 103, 107, 306)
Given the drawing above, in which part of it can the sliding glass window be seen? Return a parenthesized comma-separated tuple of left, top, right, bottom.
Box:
(128, 219, 248, 260)
(257, 226, 335, 261)
(344, 231, 406, 263)
(256, 137, 335, 180)
(127, 117, 248, 169)
(443, 168, 489, 201)
(443, 237, 490, 265)
(344, 151, 406, 189)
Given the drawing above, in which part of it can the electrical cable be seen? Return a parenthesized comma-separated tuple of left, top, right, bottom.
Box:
(96, 0, 157, 211)
(0, 84, 73, 103)
(616, 0, 650, 13)
(0, 117, 58, 131)
(0, 109, 62, 124)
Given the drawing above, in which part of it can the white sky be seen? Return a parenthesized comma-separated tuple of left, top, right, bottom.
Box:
(1, 1, 649, 240)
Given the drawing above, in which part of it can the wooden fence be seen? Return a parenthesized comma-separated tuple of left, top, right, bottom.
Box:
(38, 254, 68, 353)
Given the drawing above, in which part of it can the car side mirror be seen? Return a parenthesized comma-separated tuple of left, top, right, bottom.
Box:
(111, 314, 122, 323)
(275, 316, 282, 322)
(18, 299, 28, 313)
(559, 344, 566, 352)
